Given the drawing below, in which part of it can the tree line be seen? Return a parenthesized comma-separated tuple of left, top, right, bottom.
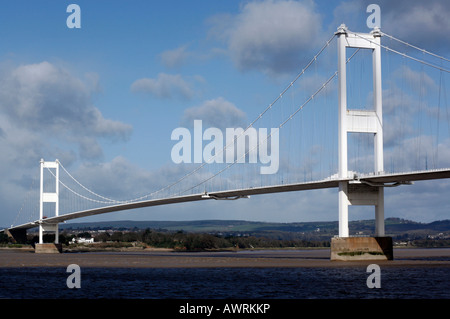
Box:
(2, 228, 448, 249)
(1, 229, 328, 249)
(0, 229, 331, 250)
(93, 229, 331, 250)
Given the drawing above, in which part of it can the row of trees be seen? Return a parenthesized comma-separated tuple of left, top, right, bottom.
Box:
(409, 239, 450, 247)
(0, 229, 330, 250)
(92, 229, 331, 250)
(2, 229, 450, 249)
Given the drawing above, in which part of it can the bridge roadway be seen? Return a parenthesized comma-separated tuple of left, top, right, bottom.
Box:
(3, 168, 450, 233)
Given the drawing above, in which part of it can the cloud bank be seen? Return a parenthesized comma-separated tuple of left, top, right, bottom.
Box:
(209, 0, 324, 75)
(0, 61, 132, 161)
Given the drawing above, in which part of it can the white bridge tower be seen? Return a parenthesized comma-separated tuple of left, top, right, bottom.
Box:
(332, 25, 392, 260)
(37, 159, 62, 253)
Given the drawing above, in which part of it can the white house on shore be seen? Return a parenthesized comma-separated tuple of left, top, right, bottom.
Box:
(71, 237, 94, 244)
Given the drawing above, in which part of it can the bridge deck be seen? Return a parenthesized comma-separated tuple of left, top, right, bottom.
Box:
(3, 168, 450, 232)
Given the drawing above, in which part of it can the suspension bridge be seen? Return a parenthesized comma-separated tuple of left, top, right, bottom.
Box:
(2, 25, 450, 259)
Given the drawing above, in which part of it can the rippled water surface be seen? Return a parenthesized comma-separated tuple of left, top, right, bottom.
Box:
(1, 265, 449, 299)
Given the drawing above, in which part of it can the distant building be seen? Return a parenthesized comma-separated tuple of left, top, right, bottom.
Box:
(71, 237, 94, 244)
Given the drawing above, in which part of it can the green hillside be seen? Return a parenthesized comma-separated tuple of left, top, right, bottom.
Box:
(60, 217, 450, 236)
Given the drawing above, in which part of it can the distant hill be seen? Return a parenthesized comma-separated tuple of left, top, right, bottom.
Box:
(59, 218, 450, 236)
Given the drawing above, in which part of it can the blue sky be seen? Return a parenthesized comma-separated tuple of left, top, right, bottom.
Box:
(1, 0, 450, 229)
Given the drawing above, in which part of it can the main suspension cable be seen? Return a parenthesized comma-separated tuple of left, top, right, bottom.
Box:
(56, 33, 338, 204)
(179, 49, 361, 195)
(380, 31, 450, 63)
(348, 30, 450, 74)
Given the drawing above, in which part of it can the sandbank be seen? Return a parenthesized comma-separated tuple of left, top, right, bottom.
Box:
(0, 247, 449, 268)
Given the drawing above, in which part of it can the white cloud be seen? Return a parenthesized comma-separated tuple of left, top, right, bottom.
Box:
(181, 97, 247, 129)
(71, 156, 156, 200)
(392, 65, 438, 95)
(58, 156, 222, 209)
(209, 0, 324, 75)
(333, 0, 450, 52)
(131, 73, 197, 100)
(379, 64, 443, 149)
(77, 137, 104, 160)
(386, 179, 450, 222)
(0, 61, 132, 145)
(0, 61, 133, 226)
(380, 0, 450, 50)
(160, 45, 191, 69)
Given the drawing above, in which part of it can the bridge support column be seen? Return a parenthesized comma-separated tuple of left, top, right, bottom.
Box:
(338, 182, 349, 237)
(375, 187, 385, 237)
(5, 228, 28, 244)
(333, 25, 392, 260)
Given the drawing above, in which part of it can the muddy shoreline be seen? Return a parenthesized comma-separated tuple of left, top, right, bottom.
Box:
(1, 247, 449, 268)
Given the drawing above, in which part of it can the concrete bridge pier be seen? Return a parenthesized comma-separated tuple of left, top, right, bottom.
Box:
(5, 225, 62, 253)
(331, 181, 393, 260)
(331, 236, 393, 261)
(35, 222, 62, 253)
(35, 243, 62, 253)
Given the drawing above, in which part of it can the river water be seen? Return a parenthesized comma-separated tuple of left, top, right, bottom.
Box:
(1, 248, 448, 317)
(1, 263, 449, 299)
